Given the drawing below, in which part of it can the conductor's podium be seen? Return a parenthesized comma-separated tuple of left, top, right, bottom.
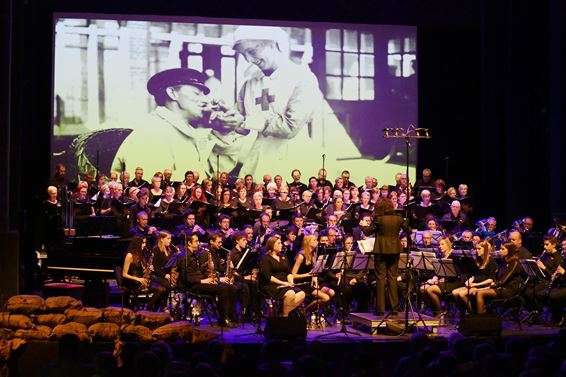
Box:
(349, 312, 440, 334)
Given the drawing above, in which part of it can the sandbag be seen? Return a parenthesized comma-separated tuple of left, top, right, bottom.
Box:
(15, 325, 52, 340)
(45, 296, 82, 313)
(120, 324, 154, 342)
(51, 322, 90, 342)
(6, 295, 46, 314)
(65, 307, 103, 326)
(102, 307, 135, 325)
(135, 310, 171, 329)
(88, 322, 120, 340)
(0, 313, 33, 330)
(33, 313, 66, 327)
(152, 321, 193, 342)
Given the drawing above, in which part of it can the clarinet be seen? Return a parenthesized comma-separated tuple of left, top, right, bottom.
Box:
(546, 268, 561, 296)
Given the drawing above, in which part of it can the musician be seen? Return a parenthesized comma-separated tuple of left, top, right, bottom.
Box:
(297, 190, 316, 217)
(130, 211, 159, 246)
(155, 186, 178, 216)
(419, 236, 462, 317)
(289, 169, 308, 195)
(232, 186, 251, 210)
(452, 240, 498, 314)
(250, 191, 264, 212)
(308, 176, 319, 192)
(281, 225, 301, 261)
(122, 237, 167, 312)
(274, 186, 294, 210)
(253, 212, 274, 248)
(350, 186, 360, 205)
(150, 231, 178, 310)
(526, 237, 563, 314)
(175, 210, 206, 243)
(546, 252, 566, 325)
(475, 242, 522, 314)
(341, 170, 356, 189)
(352, 212, 372, 242)
(325, 196, 348, 221)
(292, 235, 335, 314)
(73, 186, 95, 218)
(478, 217, 498, 240)
(216, 214, 236, 250)
(360, 199, 410, 315)
(508, 229, 533, 259)
(260, 237, 306, 317)
(243, 174, 255, 194)
(216, 188, 233, 211)
(411, 190, 439, 230)
(176, 234, 238, 327)
(129, 188, 154, 222)
(342, 188, 351, 205)
(160, 168, 173, 190)
(229, 231, 259, 320)
(413, 230, 436, 250)
(128, 167, 149, 189)
(326, 236, 371, 312)
(317, 169, 332, 189)
(352, 191, 374, 220)
(440, 201, 470, 235)
(412, 168, 436, 197)
(42, 186, 64, 249)
(266, 182, 278, 200)
(48, 163, 69, 188)
(149, 175, 163, 203)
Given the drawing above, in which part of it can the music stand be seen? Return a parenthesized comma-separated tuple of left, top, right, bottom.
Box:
(432, 259, 458, 280)
(316, 251, 362, 338)
(452, 252, 479, 320)
(520, 259, 546, 280)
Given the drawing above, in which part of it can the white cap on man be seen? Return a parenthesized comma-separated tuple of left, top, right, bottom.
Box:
(233, 25, 289, 55)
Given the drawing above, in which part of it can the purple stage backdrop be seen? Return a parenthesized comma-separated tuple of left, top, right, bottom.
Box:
(51, 14, 417, 185)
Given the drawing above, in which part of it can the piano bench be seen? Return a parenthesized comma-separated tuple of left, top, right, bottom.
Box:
(43, 282, 85, 301)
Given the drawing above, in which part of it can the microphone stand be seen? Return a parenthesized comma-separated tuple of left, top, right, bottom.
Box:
(382, 125, 431, 334)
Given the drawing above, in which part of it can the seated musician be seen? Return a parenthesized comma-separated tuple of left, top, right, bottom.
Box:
(451, 240, 498, 314)
(150, 231, 179, 311)
(419, 236, 463, 316)
(352, 212, 372, 242)
(121, 237, 167, 312)
(475, 242, 523, 314)
(441, 200, 470, 235)
(291, 235, 335, 314)
(546, 250, 566, 325)
(229, 231, 259, 320)
(130, 211, 159, 246)
(259, 236, 306, 317)
(282, 225, 301, 261)
(325, 235, 370, 312)
(176, 234, 238, 327)
(508, 229, 533, 259)
(216, 214, 235, 250)
(425, 216, 442, 233)
(253, 212, 274, 248)
(175, 210, 206, 243)
(526, 236, 563, 314)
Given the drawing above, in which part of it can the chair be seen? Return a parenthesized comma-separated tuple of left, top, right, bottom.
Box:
(114, 266, 152, 311)
(184, 291, 218, 326)
(487, 291, 525, 331)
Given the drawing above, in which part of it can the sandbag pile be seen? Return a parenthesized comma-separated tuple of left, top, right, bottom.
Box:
(0, 295, 219, 344)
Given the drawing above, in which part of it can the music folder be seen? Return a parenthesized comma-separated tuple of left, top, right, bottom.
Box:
(432, 258, 458, 278)
(190, 200, 217, 215)
(311, 254, 329, 274)
(411, 251, 437, 271)
(520, 259, 546, 279)
(357, 237, 375, 254)
(262, 197, 275, 207)
(305, 207, 323, 220)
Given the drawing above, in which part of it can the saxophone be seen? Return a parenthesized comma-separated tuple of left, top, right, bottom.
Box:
(143, 251, 154, 288)
(207, 249, 219, 284)
(225, 252, 235, 285)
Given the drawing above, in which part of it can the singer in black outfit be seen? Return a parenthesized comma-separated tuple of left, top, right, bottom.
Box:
(360, 199, 410, 315)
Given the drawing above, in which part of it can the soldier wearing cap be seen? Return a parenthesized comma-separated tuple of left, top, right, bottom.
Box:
(214, 25, 323, 178)
(112, 68, 233, 180)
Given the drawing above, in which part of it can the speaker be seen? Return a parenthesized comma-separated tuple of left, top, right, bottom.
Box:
(264, 317, 307, 341)
(458, 313, 501, 336)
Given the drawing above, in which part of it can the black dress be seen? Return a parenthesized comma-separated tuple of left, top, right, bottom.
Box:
(260, 254, 295, 299)
(294, 255, 315, 295)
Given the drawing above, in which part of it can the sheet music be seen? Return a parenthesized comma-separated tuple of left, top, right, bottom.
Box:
(357, 237, 375, 254)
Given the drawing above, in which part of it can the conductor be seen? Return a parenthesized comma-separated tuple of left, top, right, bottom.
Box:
(360, 199, 410, 315)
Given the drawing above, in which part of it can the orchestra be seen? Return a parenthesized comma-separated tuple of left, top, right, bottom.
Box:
(41, 163, 566, 329)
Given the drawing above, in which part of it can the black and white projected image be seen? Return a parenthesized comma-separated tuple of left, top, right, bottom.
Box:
(51, 15, 418, 184)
